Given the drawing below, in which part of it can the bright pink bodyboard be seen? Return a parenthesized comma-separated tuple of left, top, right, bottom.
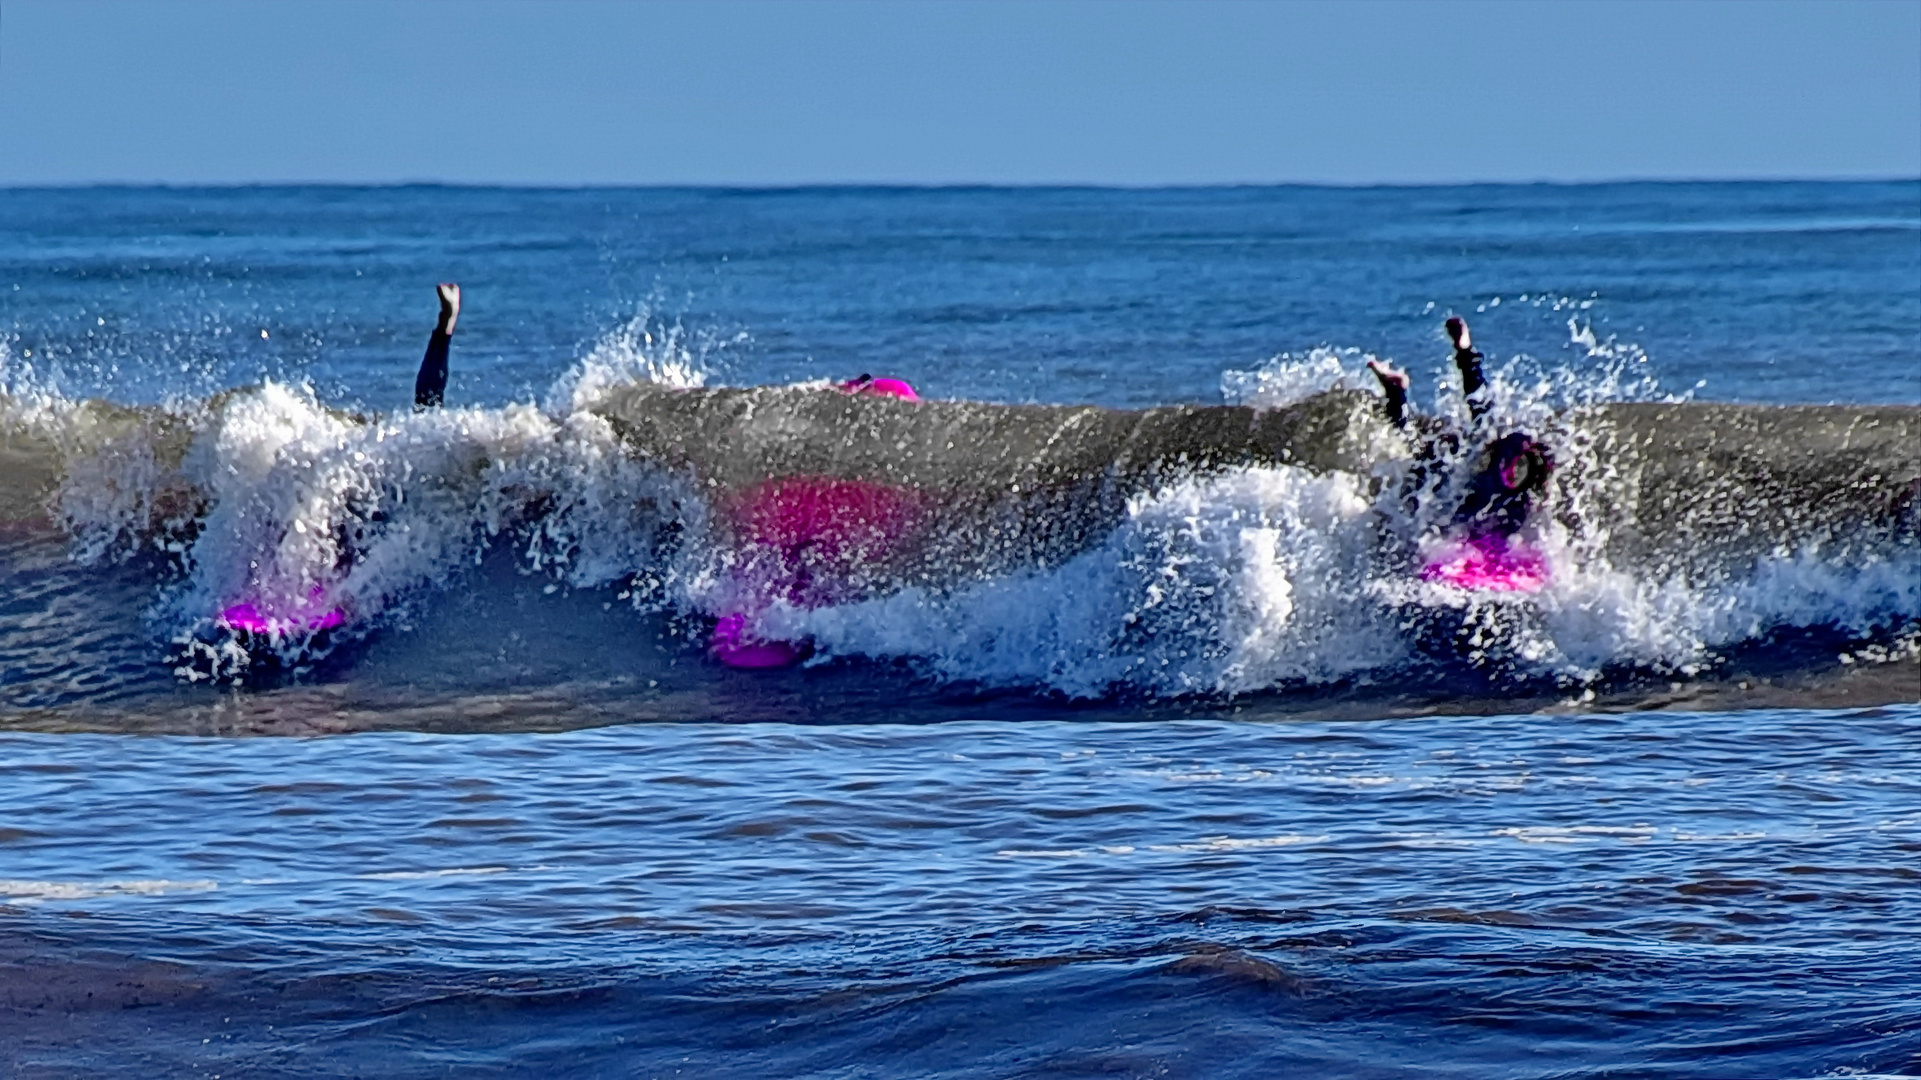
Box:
(1419, 534, 1549, 594)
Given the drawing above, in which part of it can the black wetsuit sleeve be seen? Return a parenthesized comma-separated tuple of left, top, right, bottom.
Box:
(414, 328, 451, 410)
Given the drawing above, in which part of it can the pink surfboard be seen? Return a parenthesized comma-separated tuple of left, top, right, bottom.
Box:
(1419, 533, 1549, 594)
(710, 475, 925, 668)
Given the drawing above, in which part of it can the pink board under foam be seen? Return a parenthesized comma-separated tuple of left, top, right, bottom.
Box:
(1419, 534, 1550, 594)
(710, 613, 813, 669)
(729, 476, 925, 558)
(217, 586, 346, 636)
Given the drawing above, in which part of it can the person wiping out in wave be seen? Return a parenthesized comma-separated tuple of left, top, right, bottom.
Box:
(709, 371, 924, 667)
(212, 283, 463, 650)
(1365, 317, 1554, 592)
(411, 292, 923, 668)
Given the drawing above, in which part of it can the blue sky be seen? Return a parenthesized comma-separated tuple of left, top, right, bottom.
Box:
(2, 0, 1916, 185)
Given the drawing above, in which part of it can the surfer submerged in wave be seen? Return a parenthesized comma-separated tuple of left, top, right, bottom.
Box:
(405, 286, 927, 671)
(207, 283, 463, 664)
(1367, 317, 1555, 593)
(708, 371, 925, 668)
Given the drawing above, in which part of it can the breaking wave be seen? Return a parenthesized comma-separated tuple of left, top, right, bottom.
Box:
(2, 316, 1916, 706)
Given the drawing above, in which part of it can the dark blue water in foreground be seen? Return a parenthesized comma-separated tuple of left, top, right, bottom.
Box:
(3, 710, 1919, 1077)
(1, 183, 1918, 1077)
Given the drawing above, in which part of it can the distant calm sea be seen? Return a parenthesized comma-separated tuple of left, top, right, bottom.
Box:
(2, 182, 1918, 1077)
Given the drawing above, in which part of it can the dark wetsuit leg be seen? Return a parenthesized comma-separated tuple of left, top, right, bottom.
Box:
(413, 283, 460, 411)
(414, 328, 451, 410)
(1382, 388, 1407, 428)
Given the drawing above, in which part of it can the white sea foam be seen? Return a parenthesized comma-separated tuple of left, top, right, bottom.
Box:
(783, 464, 1391, 697)
(1493, 825, 1657, 844)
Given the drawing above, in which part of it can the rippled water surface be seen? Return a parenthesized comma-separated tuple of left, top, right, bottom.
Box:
(4, 707, 1919, 1077)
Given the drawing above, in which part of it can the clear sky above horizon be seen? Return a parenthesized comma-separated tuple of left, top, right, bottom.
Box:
(1, 0, 1917, 186)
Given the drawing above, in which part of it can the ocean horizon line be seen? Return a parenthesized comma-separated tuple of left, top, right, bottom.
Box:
(5, 175, 1918, 194)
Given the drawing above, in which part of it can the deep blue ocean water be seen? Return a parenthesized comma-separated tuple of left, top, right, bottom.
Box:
(1, 182, 1918, 1077)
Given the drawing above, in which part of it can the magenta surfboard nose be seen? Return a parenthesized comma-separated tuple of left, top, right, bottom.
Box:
(860, 377, 918, 401)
